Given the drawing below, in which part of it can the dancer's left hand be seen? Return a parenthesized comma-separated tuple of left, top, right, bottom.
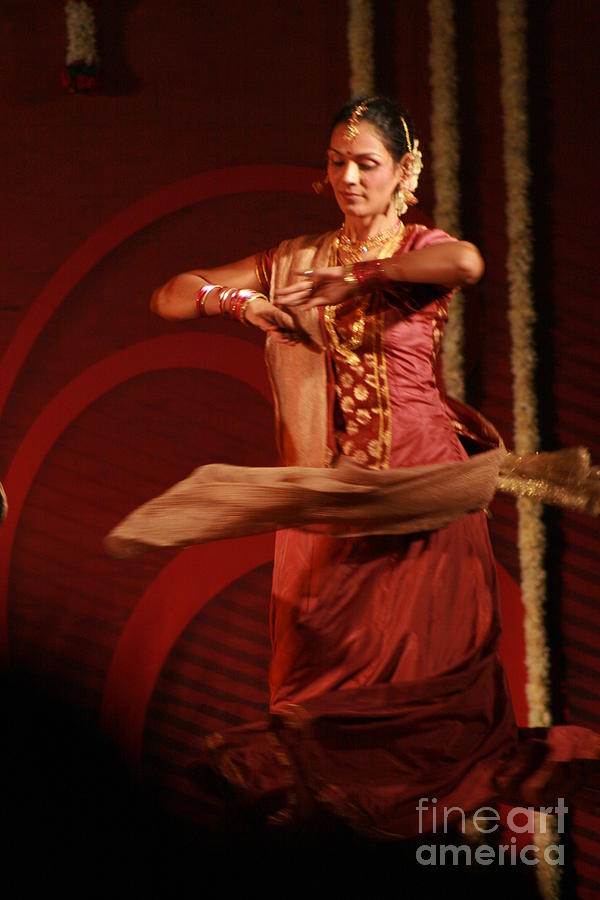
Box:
(274, 267, 356, 311)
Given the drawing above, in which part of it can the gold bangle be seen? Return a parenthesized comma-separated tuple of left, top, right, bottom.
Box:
(219, 288, 234, 316)
(239, 294, 264, 325)
(196, 284, 219, 317)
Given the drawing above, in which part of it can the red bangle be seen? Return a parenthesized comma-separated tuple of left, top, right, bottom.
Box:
(216, 287, 265, 325)
(196, 284, 264, 322)
(352, 259, 391, 292)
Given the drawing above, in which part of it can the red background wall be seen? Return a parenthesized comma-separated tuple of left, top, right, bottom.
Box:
(1, 1, 598, 894)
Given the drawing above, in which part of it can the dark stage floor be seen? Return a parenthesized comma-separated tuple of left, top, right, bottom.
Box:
(2, 669, 555, 898)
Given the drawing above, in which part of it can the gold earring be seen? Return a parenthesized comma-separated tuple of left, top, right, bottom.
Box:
(312, 173, 329, 195)
(395, 186, 408, 217)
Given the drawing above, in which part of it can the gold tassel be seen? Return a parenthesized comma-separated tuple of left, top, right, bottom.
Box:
(497, 447, 600, 515)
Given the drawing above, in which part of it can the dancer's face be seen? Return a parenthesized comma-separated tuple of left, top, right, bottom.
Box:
(327, 121, 403, 219)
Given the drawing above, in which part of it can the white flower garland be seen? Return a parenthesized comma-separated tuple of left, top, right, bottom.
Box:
(428, 0, 465, 401)
(498, 4, 557, 896)
(62, 0, 100, 92)
(498, 0, 551, 730)
(347, 0, 375, 98)
(65, 0, 98, 67)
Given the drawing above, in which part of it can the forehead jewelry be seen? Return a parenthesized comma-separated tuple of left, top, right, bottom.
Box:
(344, 100, 369, 142)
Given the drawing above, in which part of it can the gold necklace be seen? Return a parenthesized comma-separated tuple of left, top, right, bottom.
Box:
(324, 222, 406, 366)
(323, 300, 368, 367)
(336, 219, 405, 264)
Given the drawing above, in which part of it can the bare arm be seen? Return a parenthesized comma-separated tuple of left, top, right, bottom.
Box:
(380, 240, 484, 288)
(150, 252, 303, 342)
(275, 240, 485, 310)
(150, 254, 263, 321)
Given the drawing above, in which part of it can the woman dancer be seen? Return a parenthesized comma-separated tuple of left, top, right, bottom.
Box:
(107, 97, 597, 836)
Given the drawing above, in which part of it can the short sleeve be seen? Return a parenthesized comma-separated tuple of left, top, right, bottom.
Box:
(406, 226, 457, 252)
(254, 247, 276, 295)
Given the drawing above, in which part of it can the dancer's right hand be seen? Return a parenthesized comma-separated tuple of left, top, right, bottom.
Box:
(244, 298, 302, 344)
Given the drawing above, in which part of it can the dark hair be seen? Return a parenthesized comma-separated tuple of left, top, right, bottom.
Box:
(331, 96, 416, 162)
